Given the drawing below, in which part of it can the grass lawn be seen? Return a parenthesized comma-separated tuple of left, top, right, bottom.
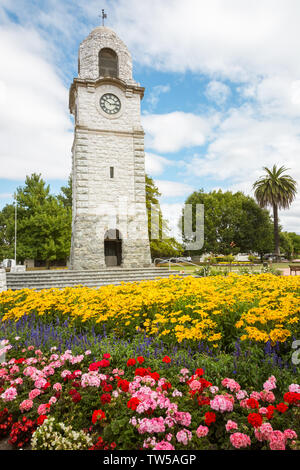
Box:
(164, 262, 289, 274)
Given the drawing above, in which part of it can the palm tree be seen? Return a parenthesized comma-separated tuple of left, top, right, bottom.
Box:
(253, 165, 297, 262)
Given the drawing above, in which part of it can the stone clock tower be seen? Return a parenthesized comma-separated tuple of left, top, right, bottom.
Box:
(69, 26, 151, 270)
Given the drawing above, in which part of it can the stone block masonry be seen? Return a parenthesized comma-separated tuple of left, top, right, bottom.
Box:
(0, 268, 7, 292)
(69, 26, 151, 270)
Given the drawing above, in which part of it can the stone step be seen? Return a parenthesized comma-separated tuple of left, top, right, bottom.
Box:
(7, 273, 185, 286)
(6, 268, 171, 278)
(6, 270, 191, 291)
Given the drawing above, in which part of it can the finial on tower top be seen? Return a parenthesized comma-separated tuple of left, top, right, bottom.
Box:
(101, 9, 107, 26)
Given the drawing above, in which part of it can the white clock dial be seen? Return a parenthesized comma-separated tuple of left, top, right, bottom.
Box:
(100, 93, 121, 114)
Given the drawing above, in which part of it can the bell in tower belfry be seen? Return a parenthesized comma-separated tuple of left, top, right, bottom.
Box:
(69, 25, 151, 269)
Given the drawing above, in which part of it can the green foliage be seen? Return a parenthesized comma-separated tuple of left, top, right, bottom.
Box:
(146, 175, 183, 259)
(0, 174, 71, 264)
(253, 165, 298, 259)
(182, 189, 274, 256)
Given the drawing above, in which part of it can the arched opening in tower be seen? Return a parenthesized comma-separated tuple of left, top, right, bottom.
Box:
(104, 229, 122, 266)
(99, 48, 118, 78)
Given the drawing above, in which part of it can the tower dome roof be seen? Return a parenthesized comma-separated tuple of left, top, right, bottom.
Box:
(78, 25, 133, 83)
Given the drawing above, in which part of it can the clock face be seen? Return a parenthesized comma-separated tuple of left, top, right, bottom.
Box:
(100, 93, 121, 115)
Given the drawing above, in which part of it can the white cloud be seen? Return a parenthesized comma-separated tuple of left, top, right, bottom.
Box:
(0, 25, 72, 180)
(155, 180, 194, 198)
(145, 84, 170, 111)
(205, 81, 231, 105)
(145, 152, 174, 176)
(185, 106, 300, 184)
(184, 105, 300, 233)
(142, 111, 211, 153)
(111, 0, 300, 82)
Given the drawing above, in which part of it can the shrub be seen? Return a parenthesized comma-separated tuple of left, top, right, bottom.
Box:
(31, 416, 93, 450)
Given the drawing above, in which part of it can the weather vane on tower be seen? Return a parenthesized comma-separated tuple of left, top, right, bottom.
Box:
(101, 9, 107, 26)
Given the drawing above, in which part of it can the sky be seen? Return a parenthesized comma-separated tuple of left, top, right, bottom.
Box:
(0, 0, 299, 240)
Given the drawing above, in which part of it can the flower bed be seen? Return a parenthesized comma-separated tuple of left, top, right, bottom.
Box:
(0, 274, 299, 349)
(0, 340, 299, 450)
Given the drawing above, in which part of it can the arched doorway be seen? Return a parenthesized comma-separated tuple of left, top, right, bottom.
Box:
(104, 229, 122, 267)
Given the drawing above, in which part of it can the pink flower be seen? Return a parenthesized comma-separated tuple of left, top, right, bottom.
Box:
(196, 425, 209, 437)
(0, 368, 7, 377)
(53, 383, 62, 392)
(284, 429, 297, 440)
(210, 394, 234, 413)
(230, 432, 251, 449)
(269, 430, 286, 450)
(250, 391, 261, 401)
(189, 380, 201, 391)
(236, 390, 247, 400)
(138, 417, 166, 435)
(1, 386, 17, 402)
(289, 384, 300, 393)
(258, 423, 273, 441)
(37, 404, 50, 415)
(173, 411, 191, 427)
(259, 390, 275, 403)
(176, 429, 192, 445)
(34, 377, 47, 389)
(222, 378, 241, 392)
(29, 388, 41, 400)
(225, 420, 238, 432)
(263, 376, 276, 391)
(154, 441, 175, 450)
(20, 399, 33, 412)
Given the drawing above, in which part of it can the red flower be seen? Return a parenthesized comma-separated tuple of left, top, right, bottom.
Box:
(150, 372, 160, 381)
(276, 402, 288, 413)
(283, 392, 300, 405)
(89, 363, 100, 372)
(103, 353, 111, 359)
(195, 368, 204, 376)
(92, 410, 106, 425)
(127, 358, 136, 367)
(246, 398, 260, 409)
(137, 356, 145, 364)
(118, 379, 130, 392)
(247, 412, 263, 428)
(204, 412, 216, 426)
(72, 393, 82, 403)
(266, 405, 275, 420)
(134, 367, 151, 377)
(127, 397, 141, 411)
(102, 382, 113, 392)
(100, 393, 111, 404)
(162, 356, 171, 364)
(162, 382, 172, 391)
(15, 358, 26, 364)
(98, 359, 110, 368)
(198, 396, 211, 406)
(42, 382, 51, 391)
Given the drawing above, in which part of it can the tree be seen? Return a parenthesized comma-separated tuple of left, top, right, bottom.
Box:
(182, 189, 274, 258)
(280, 231, 300, 259)
(57, 174, 72, 208)
(145, 175, 183, 259)
(0, 173, 182, 265)
(0, 174, 72, 266)
(279, 232, 294, 260)
(286, 232, 300, 258)
(253, 165, 297, 261)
